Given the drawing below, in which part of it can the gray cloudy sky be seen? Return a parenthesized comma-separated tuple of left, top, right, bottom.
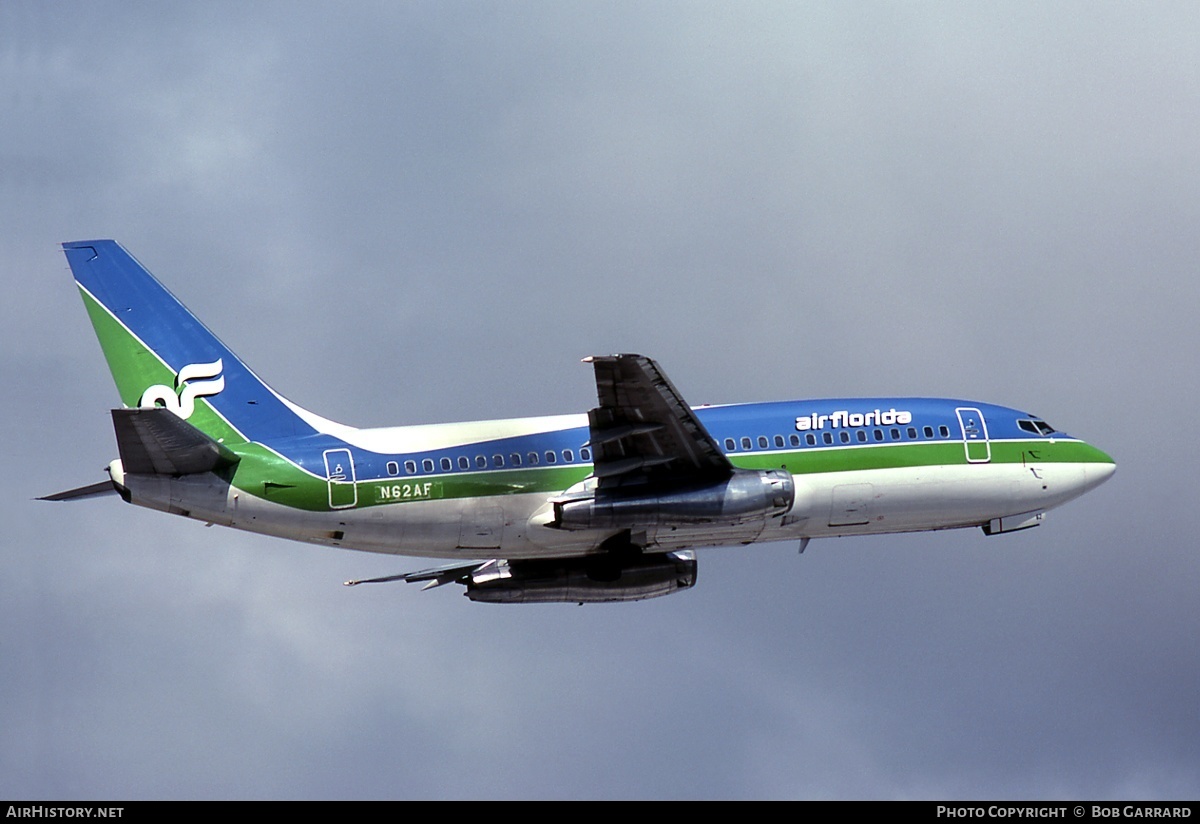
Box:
(4, 1, 1198, 800)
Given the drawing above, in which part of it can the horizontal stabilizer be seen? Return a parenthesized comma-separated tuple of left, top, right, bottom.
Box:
(38, 480, 118, 501)
(112, 408, 240, 475)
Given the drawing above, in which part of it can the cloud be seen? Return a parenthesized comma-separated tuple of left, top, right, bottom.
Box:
(4, 1, 1197, 799)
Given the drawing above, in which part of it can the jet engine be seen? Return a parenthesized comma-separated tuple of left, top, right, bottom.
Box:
(550, 469, 794, 531)
(463, 551, 697, 604)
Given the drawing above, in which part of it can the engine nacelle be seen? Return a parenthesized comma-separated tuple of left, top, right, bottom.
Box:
(465, 551, 697, 604)
(551, 469, 794, 531)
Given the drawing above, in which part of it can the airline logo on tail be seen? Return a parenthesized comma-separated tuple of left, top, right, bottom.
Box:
(137, 358, 225, 419)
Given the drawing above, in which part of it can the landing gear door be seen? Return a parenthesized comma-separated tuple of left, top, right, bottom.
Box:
(955, 407, 991, 463)
(323, 448, 358, 509)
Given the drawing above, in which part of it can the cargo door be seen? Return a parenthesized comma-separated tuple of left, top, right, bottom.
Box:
(829, 483, 873, 527)
(459, 504, 504, 549)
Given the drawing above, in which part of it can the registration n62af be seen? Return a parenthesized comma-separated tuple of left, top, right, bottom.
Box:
(375, 481, 442, 503)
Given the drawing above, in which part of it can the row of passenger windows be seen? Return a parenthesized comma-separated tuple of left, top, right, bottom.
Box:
(380, 423, 959, 476)
(384, 446, 593, 477)
(724, 425, 953, 452)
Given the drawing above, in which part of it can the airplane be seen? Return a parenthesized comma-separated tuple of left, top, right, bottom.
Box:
(44, 240, 1116, 604)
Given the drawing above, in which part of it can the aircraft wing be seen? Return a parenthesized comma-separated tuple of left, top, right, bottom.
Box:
(344, 560, 490, 590)
(584, 354, 732, 490)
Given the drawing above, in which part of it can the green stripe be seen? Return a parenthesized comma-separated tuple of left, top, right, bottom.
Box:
(731, 438, 1111, 474)
(226, 437, 1112, 514)
(226, 445, 593, 512)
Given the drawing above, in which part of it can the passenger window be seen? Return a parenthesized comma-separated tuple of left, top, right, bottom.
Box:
(441, 457, 452, 471)
(563, 449, 574, 463)
(789, 434, 800, 447)
(725, 438, 736, 451)
(475, 455, 487, 469)
(457, 456, 469, 470)
(741, 437, 752, 450)
(545, 451, 557, 464)
(856, 430, 867, 443)
(422, 458, 434, 473)
(840, 432, 850, 444)
(528, 452, 539, 466)
(758, 436, 769, 449)
(806, 433, 816, 446)
(386, 461, 400, 476)
(580, 447, 591, 461)
(923, 426, 934, 438)
(907, 427, 917, 439)
(873, 429, 883, 441)
(510, 453, 522, 467)
(493, 454, 504, 468)
(939, 425, 950, 438)
(890, 429, 900, 440)
(404, 460, 417, 474)
(823, 432, 833, 445)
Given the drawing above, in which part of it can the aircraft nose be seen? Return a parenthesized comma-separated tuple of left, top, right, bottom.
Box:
(1082, 446, 1116, 492)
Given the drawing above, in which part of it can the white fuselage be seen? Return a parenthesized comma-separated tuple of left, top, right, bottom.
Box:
(112, 451, 1114, 560)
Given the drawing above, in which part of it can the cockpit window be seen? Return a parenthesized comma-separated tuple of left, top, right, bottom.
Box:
(1019, 417, 1057, 436)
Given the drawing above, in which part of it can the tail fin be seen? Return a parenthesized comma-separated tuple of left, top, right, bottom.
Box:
(63, 240, 321, 445)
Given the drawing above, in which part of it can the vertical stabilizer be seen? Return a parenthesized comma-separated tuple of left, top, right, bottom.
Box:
(62, 240, 321, 445)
